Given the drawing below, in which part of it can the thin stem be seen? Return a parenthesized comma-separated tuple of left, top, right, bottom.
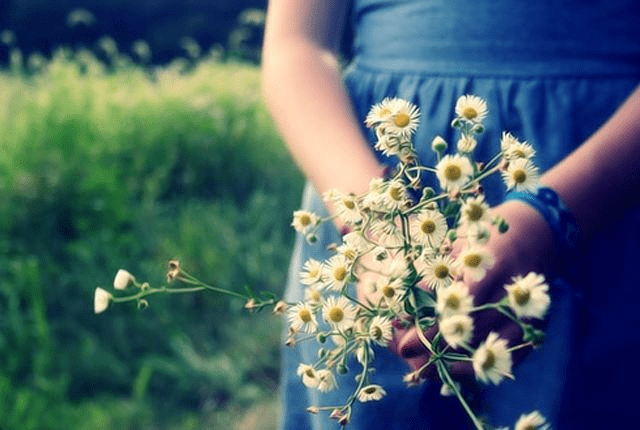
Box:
(436, 361, 485, 430)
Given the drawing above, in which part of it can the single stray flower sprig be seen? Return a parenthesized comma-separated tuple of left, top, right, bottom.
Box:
(94, 260, 281, 314)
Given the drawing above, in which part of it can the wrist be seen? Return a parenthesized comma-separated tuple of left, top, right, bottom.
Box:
(502, 186, 578, 276)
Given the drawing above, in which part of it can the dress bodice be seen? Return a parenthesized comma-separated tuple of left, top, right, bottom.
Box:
(351, 0, 640, 76)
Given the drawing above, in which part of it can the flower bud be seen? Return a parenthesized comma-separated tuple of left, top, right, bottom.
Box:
(471, 123, 485, 134)
(137, 299, 149, 310)
(244, 298, 257, 311)
(113, 269, 134, 290)
(448, 229, 458, 242)
(421, 187, 435, 201)
(431, 135, 448, 153)
(93, 287, 111, 314)
(273, 300, 287, 315)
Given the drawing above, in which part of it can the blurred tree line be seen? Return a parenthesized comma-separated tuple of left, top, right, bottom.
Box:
(0, 0, 266, 64)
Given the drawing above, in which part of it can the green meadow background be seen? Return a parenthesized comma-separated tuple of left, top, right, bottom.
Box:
(0, 6, 304, 430)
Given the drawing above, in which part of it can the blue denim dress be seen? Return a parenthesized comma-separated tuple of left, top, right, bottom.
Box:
(279, 1, 640, 428)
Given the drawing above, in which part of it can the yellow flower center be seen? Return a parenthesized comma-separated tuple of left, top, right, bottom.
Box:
(381, 285, 396, 298)
(299, 214, 312, 226)
(299, 308, 312, 323)
(309, 289, 321, 302)
(434, 264, 449, 279)
(464, 253, 482, 268)
(421, 220, 436, 234)
(462, 107, 478, 120)
(445, 294, 460, 310)
(343, 249, 356, 260)
(333, 266, 347, 282)
(481, 349, 495, 371)
(363, 386, 378, 394)
(512, 149, 526, 158)
(444, 164, 462, 181)
(512, 286, 531, 306)
(328, 307, 344, 323)
(305, 368, 316, 378)
(389, 185, 404, 201)
(343, 199, 356, 210)
(512, 169, 527, 184)
(454, 323, 465, 335)
(370, 326, 382, 340)
(466, 204, 483, 221)
(393, 112, 411, 128)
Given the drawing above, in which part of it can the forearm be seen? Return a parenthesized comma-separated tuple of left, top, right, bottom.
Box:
(541, 84, 640, 241)
(261, 0, 384, 200)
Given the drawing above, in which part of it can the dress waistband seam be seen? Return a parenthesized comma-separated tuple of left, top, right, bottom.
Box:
(347, 58, 640, 81)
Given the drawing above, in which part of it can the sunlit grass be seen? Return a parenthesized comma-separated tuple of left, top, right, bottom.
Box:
(0, 45, 300, 430)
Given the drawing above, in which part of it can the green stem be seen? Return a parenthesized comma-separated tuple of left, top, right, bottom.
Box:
(436, 361, 485, 430)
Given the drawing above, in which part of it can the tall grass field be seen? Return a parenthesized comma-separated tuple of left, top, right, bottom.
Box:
(0, 44, 303, 430)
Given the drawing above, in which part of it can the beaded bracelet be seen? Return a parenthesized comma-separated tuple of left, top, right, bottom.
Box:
(504, 186, 578, 254)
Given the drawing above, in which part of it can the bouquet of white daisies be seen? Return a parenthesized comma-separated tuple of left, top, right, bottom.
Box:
(94, 95, 551, 430)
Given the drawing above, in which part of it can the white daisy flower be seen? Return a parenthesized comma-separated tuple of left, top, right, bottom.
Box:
(374, 133, 404, 157)
(386, 99, 420, 137)
(502, 158, 540, 192)
(456, 246, 495, 282)
(304, 285, 323, 304)
(297, 363, 319, 388)
(382, 179, 410, 210)
(435, 154, 474, 191)
(500, 131, 520, 151)
(287, 302, 318, 333)
(439, 314, 474, 348)
(504, 272, 550, 319)
(291, 210, 319, 234)
(455, 95, 488, 123)
(325, 190, 363, 225)
(459, 195, 491, 226)
(316, 368, 338, 392)
(355, 342, 375, 365)
(113, 269, 135, 290)
(367, 315, 394, 346)
(365, 97, 396, 128)
(465, 222, 491, 246)
(472, 332, 513, 385)
(94, 287, 112, 314)
(422, 254, 456, 289)
(377, 277, 406, 306)
(361, 177, 387, 211)
(323, 254, 352, 291)
(504, 140, 536, 160)
(436, 281, 473, 318)
(338, 232, 370, 260)
(410, 209, 448, 249)
(386, 256, 410, 279)
(369, 218, 404, 249)
(357, 385, 387, 402)
(300, 258, 324, 286)
(456, 134, 477, 153)
(514, 410, 550, 430)
(322, 296, 357, 332)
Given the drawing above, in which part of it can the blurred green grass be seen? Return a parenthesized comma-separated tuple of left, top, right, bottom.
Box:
(0, 45, 302, 429)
